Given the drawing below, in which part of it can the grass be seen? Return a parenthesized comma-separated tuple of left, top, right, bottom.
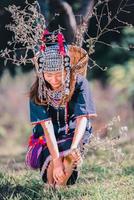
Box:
(0, 72, 134, 199)
(0, 141, 134, 200)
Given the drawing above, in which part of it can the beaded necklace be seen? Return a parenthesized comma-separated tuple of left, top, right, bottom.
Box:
(44, 86, 69, 134)
(46, 87, 63, 108)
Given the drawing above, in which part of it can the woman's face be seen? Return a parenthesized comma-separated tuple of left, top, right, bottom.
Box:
(43, 71, 66, 90)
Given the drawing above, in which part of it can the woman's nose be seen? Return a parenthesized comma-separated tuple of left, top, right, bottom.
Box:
(51, 77, 59, 84)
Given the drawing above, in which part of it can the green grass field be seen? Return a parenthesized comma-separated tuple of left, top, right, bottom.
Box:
(0, 73, 133, 199)
(0, 138, 134, 200)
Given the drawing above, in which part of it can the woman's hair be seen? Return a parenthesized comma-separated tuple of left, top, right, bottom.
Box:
(29, 70, 76, 106)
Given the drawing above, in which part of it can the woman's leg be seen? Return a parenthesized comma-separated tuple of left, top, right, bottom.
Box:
(46, 161, 54, 186)
(54, 159, 74, 187)
(46, 149, 82, 187)
(46, 158, 67, 187)
(45, 158, 70, 188)
(55, 149, 82, 186)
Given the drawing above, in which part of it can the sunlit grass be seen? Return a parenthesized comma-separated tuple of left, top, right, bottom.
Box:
(0, 72, 134, 199)
(0, 141, 134, 200)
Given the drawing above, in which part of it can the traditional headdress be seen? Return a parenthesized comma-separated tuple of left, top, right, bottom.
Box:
(34, 30, 71, 107)
(34, 30, 88, 108)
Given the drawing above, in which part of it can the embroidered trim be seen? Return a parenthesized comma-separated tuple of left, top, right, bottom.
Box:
(28, 135, 73, 148)
(31, 118, 51, 125)
(87, 113, 97, 118)
(40, 137, 73, 176)
(75, 113, 97, 119)
(40, 149, 71, 177)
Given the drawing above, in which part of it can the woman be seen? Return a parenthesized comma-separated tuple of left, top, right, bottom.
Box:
(26, 31, 97, 187)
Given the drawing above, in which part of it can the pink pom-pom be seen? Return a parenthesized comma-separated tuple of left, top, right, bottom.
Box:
(40, 45, 45, 51)
(43, 29, 50, 35)
(41, 29, 50, 41)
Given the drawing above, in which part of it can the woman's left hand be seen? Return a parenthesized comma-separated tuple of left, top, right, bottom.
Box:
(69, 148, 82, 165)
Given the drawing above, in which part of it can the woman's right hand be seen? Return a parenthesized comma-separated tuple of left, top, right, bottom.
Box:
(52, 157, 65, 183)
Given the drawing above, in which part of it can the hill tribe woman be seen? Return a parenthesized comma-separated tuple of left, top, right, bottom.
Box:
(26, 30, 97, 187)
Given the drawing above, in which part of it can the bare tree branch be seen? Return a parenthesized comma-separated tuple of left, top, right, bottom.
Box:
(48, 0, 77, 43)
(75, 0, 95, 46)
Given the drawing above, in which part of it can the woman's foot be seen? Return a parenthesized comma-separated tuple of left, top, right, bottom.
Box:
(46, 159, 66, 188)
(55, 148, 82, 186)
(46, 161, 54, 185)
(67, 148, 83, 166)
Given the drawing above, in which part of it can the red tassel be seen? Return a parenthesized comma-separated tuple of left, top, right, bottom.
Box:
(57, 33, 65, 56)
(40, 45, 45, 52)
(43, 29, 50, 35)
(39, 136, 43, 144)
(41, 29, 50, 41)
(28, 135, 34, 146)
(41, 36, 46, 42)
(28, 135, 46, 146)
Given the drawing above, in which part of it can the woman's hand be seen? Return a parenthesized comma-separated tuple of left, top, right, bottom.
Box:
(52, 157, 65, 183)
(69, 148, 82, 165)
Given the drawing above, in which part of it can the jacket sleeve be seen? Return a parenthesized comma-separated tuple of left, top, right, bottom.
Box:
(74, 76, 97, 119)
(29, 99, 51, 125)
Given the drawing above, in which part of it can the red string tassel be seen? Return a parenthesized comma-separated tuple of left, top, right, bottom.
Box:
(57, 33, 65, 56)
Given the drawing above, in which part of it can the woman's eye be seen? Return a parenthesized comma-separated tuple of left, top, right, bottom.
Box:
(57, 73, 62, 77)
(45, 75, 52, 78)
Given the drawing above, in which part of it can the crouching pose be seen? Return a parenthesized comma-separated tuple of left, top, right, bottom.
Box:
(26, 31, 97, 187)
